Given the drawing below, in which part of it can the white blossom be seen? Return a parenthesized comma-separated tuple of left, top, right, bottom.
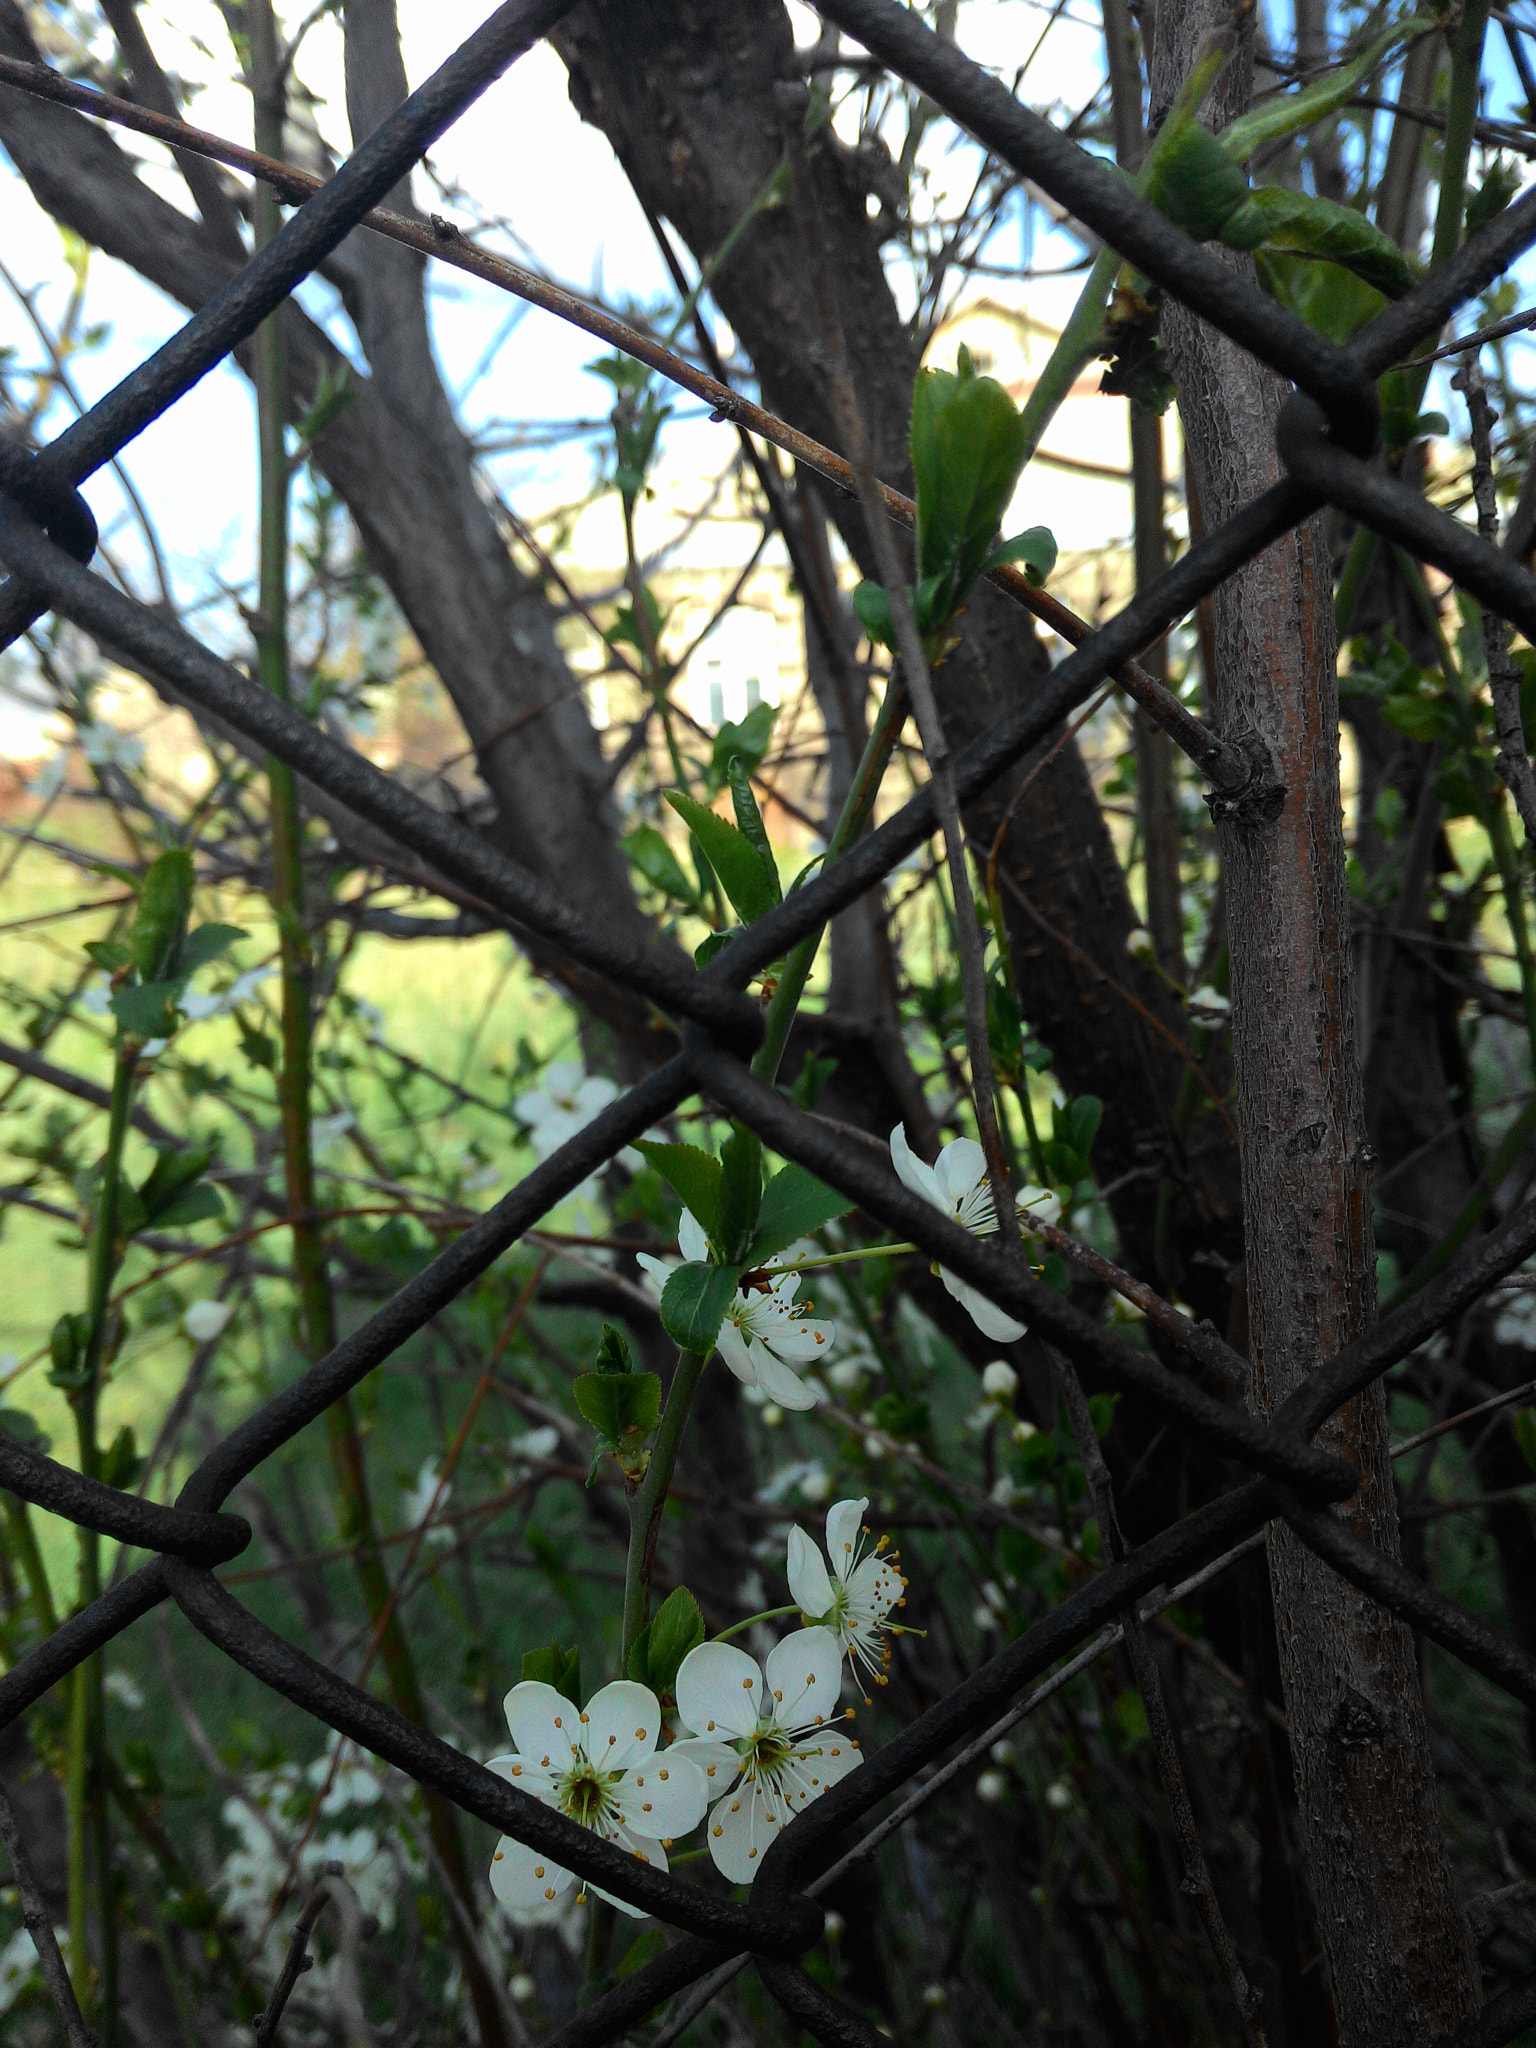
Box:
(980, 1360, 1017, 1401)
(183, 1298, 234, 1344)
(487, 1680, 707, 1923)
(889, 1126, 1061, 1343)
(674, 1628, 860, 1884)
(786, 1497, 904, 1698)
(975, 1770, 1007, 1804)
(399, 1458, 454, 1547)
(1125, 926, 1155, 962)
(510, 1425, 561, 1466)
(1187, 985, 1230, 1022)
(638, 1213, 834, 1411)
(104, 1669, 144, 1710)
(516, 1060, 640, 1171)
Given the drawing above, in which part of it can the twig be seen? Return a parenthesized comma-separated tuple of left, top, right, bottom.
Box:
(0, 1778, 96, 2048)
(253, 1865, 340, 2048)
(1390, 1373, 1536, 1459)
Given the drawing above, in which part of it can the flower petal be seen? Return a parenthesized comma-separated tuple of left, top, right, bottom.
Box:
(786, 1525, 835, 1619)
(666, 1737, 742, 1794)
(580, 1680, 662, 1774)
(504, 1682, 583, 1770)
(705, 1780, 780, 1886)
(824, 1499, 868, 1580)
(942, 1270, 1027, 1344)
(678, 1210, 710, 1263)
(489, 1835, 574, 1920)
(752, 1347, 817, 1411)
(934, 1137, 987, 1212)
(587, 1822, 667, 1917)
(715, 1320, 759, 1389)
(889, 1123, 943, 1208)
(1017, 1185, 1062, 1228)
(785, 1725, 862, 1803)
(763, 1318, 834, 1362)
(675, 1640, 762, 1741)
(764, 1626, 843, 1734)
(486, 1754, 559, 1805)
(618, 1755, 708, 1838)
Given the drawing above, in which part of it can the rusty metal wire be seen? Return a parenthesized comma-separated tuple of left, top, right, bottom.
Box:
(3, 0, 1536, 2040)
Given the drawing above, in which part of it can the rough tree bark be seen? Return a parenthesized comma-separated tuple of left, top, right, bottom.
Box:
(1150, 7, 1480, 2042)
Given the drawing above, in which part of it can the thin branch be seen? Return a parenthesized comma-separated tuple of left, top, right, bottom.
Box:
(0, 1778, 95, 2048)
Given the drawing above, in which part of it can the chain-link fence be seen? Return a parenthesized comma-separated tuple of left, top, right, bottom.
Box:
(3, 0, 1536, 2042)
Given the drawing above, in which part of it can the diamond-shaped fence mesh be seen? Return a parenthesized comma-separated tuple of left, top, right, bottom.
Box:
(4, 1, 1536, 2043)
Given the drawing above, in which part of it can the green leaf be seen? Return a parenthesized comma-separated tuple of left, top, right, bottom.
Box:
(660, 1261, 742, 1353)
(910, 345, 1029, 628)
(985, 526, 1058, 585)
(1253, 247, 1386, 345)
(1144, 118, 1254, 243)
(127, 849, 195, 982)
(521, 1642, 581, 1700)
(853, 580, 895, 650)
(623, 824, 698, 906)
(726, 759, 780, 903)
(573, 1369, 661, 1442)
(1243, 187, 1419, 299)
(83, 940, 130, 973)
(594, 1321, 636, 1376)
(0, 1405, 51, 1454)
(176, 923, 246, 977)
(747, 1163, 855, 1265)
(693, 930, 733, 969)
(709, 701, 777, 783)
(716, 1122, 763, 1264)
(136, 1146, 223, 1229)
(1468, 156, 1521, 239)
(633, 1141, 722, 1236)
(99, 1424, 142, 1490)
(110, 980, 181, 1040)
(628, 1586, 705, 1695)
(664, 790, 780, 924)
(1220, 19, 1433, 162)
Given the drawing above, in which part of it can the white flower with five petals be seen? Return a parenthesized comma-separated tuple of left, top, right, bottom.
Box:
(486, 1680, 707, 1924)
(674, 1628, 861, 1884)
(637, 1213, 834, 1412)
(786, 1497, 904, 1697)
(889, 1125, 1061, 1343)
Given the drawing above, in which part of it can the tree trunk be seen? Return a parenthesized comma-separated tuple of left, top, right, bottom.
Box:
(1150, 8, 1479, 2042)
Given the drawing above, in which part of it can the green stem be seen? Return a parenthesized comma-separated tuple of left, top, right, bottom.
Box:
(768, 1242, 917, 1276)
(67, 1039, 136, 2036)
(621, 1349, 708, 1663)
(753, 676, 909, 1084)
(712, 1603, 802, 1644)
(2, 1498, 57, 1634)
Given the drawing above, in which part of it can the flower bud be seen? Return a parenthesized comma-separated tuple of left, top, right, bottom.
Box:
(981, 1360, 1017, 1401)
(976, 1770, 1008, 1803)
(1125, 926, 1155, 962)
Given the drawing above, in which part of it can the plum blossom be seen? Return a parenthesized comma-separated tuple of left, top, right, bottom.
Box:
(637, 1213, 835, 1412)
(182, 1298, 234, 1344)
(674, 1628, 861, 1883)
(889, 1125, 1061, 1343)
(516, 1059, 642, 1173)
(786, 1496, 904, 1697)
(487, 1680, 708, 1923)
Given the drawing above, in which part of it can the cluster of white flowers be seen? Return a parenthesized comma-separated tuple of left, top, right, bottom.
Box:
(487, 1498, 907, 1920)
(638, 1212, 835, 1411)
(216, 1745, 408, 1973)
(889, 1126, 1059, 1343)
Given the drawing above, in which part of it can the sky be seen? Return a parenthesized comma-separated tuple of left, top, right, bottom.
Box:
(0, 1, 1532, 755)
